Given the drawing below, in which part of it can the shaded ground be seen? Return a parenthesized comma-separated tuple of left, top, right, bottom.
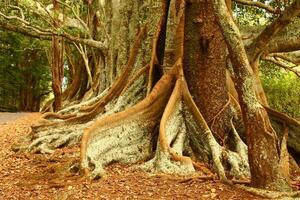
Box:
(0, 113, 274, 199)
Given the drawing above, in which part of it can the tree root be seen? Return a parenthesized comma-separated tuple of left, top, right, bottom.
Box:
(81, 60, 251, 181)
(237, 184, 300, 199)
(28, 27, 148, 135)
(25, 70, 148, 154)
(81, 71, 177, 179)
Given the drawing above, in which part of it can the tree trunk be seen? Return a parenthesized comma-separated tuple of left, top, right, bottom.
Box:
(213, 0, 290, 191)
(183, 0, 232, 144)
(51, 0, 64, 112)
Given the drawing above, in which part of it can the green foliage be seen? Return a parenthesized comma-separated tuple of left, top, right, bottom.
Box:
(0, 30, 51, 110)
(260, 61, 300, 118)
(234, 0, 274, 26)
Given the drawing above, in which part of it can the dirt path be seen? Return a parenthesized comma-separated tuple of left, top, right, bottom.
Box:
(0, 112, 30, 125)
(0, 113, 269, 199)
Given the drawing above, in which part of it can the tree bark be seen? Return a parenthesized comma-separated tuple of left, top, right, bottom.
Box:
(183, 0, 232, 143)
(213, 0, 291, 191)
(51, 0, 64, 111)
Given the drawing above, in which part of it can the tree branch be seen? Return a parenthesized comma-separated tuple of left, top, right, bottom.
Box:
(262, 56, 300, 77)
(0, 21, 51, 40)
(0, 21, 107, 52)
(233, 0, 279, 14)
(268, 36, 300, 53)
(248, 0, 300, 62)
(268, 52, 300, 64)
(18, 0, 84, 30)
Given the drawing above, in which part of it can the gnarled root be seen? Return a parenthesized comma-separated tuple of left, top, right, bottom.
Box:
(25, 71, 148, 154)
(142, 73, 249, 180)
(81, 61, 250, 181)
(81, 71, 177, 179)
(31, 27, 147, 134)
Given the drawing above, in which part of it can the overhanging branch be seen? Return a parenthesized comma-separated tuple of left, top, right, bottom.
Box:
(233, 0, 279, 14)
(248, 0, 300, 62)
(0, 21, 107, 52)
(268, 36, 300, 53)
(262, 56, 300, 77)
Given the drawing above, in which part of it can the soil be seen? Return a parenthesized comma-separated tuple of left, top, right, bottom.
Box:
(0, 113, 282, 199)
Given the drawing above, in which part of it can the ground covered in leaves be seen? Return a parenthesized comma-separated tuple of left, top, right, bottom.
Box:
(0, 112, 276, 199)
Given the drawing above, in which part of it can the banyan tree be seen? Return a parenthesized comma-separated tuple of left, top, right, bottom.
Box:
(1, 0, 300, 193)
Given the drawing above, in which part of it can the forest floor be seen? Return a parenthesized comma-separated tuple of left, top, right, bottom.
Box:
(0, 112, 286, 200)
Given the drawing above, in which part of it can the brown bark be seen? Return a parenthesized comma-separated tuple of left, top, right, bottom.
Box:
(51, 0, 64, 111)
(182, 0, 232, 143)
(247, 0, 300, 63)
(213, 0, 290, 190)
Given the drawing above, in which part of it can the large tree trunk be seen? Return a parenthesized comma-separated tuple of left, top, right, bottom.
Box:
(183, 0, 232, 144)
(213, 0, 290, 191)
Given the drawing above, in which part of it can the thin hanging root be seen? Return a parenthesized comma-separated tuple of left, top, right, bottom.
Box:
(30, 27, 147, 132)
(80, 70, 177, 179)
(184, 84, 250, 179)
(79, 27, 147, 113)
(180, 80, 227, 181)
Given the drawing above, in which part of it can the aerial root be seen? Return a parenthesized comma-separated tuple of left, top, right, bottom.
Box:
(78, 27, 147, 114)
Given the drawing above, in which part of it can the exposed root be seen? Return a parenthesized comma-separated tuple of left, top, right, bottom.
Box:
(141, 79, 195, 175)
(57, 87, 109, 115)
(237, 184, 300, 199)
(141, 61, 250, 180)
(27, 27, 147, 134)
(41, 113, 77, 120)
(27, 75, 147, 154)
(79, 27, 147, 113)
(120, 64, 149, 96)
(81, 71, 177, 179)
(26, 64, 149, 154)
(266, 106, 300, 160)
